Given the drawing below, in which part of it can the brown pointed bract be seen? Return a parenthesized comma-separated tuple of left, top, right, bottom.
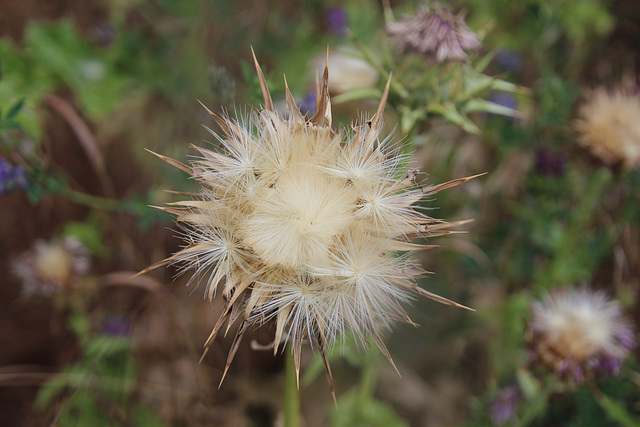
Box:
(311, 51, 332, 127)
(251, 46, 275, 112)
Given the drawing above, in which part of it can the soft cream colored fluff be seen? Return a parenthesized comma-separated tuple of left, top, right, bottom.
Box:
(529, 288, 634, 382)
(142, 51, 475, 396)
(532, 289, 628, 360)
(575, 86, 640, 168)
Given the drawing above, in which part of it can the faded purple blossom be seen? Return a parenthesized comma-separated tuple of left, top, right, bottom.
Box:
(489, 386, 520, 426)
(325, 7, 348, 36)
(535, 148, 566, 177)
(0, 158, 28, 195)
(385, 5, 482, 62)
(528, 288, 636, 384)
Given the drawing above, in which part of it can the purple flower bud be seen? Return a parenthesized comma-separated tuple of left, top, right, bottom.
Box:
(495, 49, 522, 73)
(535, 148, 566, 177)
(102, 316, 131, 337)
(325, 7, 348, 37)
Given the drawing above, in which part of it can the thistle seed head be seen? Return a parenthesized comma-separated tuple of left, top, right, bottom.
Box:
(528, 288, 635, 384)
(574, 84, 640, 169)
(143, 49, 476, 397)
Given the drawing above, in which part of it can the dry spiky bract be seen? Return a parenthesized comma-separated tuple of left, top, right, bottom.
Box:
(143, 49, 476, 396)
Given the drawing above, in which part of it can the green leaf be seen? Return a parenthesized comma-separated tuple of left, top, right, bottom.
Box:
(398, 106, 426, 135)
(516, 368, 540, 400)
(34, 372, 70, 408)
(69, 310, 90, 339)
(429, 102, 480, 134)
(5, 97, 25, 120)
(474, 48, 498, 73)
(464, 98, 522, 118)
(595, 392, 640, 427)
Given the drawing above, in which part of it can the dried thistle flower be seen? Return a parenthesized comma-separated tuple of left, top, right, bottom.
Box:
(13, 236, 90, 296)
(528, 288, 635, 384)
(574, 84, 640, 169)
(385, 5, 482, 62)
(142, 49, 476, 396)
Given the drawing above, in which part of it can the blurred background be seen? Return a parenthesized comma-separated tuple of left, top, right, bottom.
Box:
(1, 0, 639, 426)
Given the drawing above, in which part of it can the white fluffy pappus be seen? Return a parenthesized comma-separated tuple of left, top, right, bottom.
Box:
(140, 49, 478, 398)
(575, 84, 640, 169)
(529, 288, 635, 383)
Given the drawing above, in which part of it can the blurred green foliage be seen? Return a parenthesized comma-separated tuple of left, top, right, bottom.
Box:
(36, 311, 166, 426)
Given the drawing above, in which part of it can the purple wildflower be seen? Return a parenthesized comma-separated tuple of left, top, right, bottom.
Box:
(0, 158, 28, 195)
(102, 316, 131, 337)
(325, 7, 348, 36)
(495, 49, 522, 73)
(534, 148, 566, 177)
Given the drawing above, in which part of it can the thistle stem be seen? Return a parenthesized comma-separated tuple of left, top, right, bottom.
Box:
(58, 187, 123, 211)
(284, 345, 300, 427)
(356, 347, 377, 411)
